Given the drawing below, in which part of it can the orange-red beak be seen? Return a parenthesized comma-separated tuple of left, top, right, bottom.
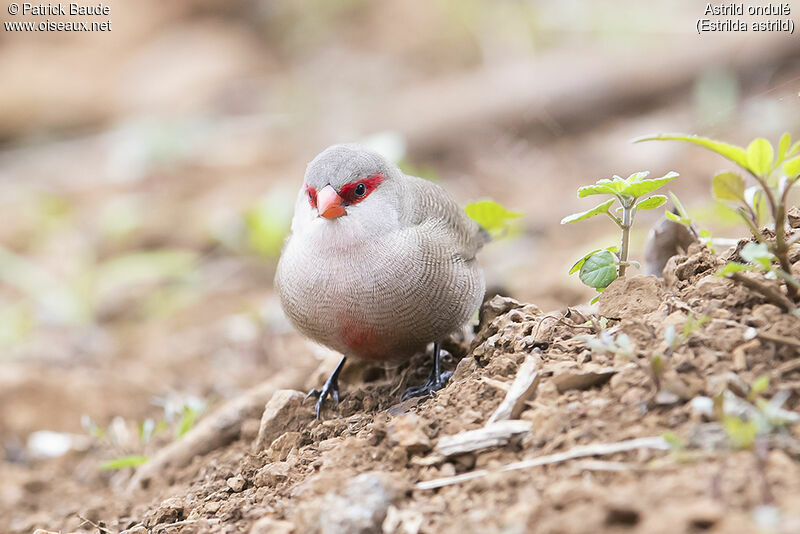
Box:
(317, 185, 346, 219)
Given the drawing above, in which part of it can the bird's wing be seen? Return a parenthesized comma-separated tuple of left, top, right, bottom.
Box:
(401, 174, 488, 261)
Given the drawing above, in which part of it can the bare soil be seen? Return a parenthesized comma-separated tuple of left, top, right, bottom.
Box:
(5, 236, 800, 534)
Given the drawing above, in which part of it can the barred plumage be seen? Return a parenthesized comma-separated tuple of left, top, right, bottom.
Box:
(275, 144, 486, 363)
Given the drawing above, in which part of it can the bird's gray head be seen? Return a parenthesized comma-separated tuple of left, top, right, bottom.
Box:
(290, 144, 404, 246)
(302, 144, 401, 219)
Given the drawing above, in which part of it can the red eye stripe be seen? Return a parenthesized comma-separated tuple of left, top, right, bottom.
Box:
(305, 184, 317, 208)
(339, 173, 384, 204)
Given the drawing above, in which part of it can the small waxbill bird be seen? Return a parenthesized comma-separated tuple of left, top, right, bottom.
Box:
(276, 144, 486, 418)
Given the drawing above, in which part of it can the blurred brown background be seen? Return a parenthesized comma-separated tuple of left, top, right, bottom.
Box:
(0, 0, 798, 446)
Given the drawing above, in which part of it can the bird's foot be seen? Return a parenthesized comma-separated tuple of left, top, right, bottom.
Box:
(401, 370, 452, 401)
(306, 377, 340, 420)
(306, 355, 347, 420)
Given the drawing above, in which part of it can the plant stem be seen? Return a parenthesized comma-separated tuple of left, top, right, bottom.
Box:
(775, 176, 799, 300)
(618, 207, 633, 277)
(737, 209, 766, 244)
(745, 170, 797, 301)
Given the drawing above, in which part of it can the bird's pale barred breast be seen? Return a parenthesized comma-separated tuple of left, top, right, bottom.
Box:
(277, 221, 484, 361)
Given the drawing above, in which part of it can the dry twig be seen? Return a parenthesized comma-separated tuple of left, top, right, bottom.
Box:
(487, 355, 541, 423)
(436, 420, 532, 457)
(729, 272, 795, 313)
(757, 331, 800, 350)
(417, 436, 670, 490)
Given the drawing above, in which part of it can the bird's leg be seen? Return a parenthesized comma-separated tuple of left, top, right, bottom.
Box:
(306, 355, 347, 419)
(401, 342, 452, 400)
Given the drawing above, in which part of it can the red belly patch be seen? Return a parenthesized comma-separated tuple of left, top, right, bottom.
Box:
(337, 316, 385, 361)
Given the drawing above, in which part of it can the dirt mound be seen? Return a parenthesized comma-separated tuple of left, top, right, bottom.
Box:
(8, 242, 800, 534)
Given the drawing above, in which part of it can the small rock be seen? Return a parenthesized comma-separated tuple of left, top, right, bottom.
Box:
(295, 472, 405, 534)
(481, 295, 523, 325)
(268, 432, 304, 462)
(254, 461, 291, 487)
(226, 474, 246, 492)
(788, 206, 800, 228)
(145, 496, 184, 527)
(654, 389, 680, 405)
(451, 355, 476, 383)
(386, 414, 431, 455)
(553, 367, 616, 393)
(254, 390, 308, 452)
(250, 516, 294, 534)
(750, 303, 782, 327)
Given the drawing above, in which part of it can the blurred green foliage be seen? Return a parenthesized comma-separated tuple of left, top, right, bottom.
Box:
(465, 199, 522, 238)
(243, 190, 294, 259)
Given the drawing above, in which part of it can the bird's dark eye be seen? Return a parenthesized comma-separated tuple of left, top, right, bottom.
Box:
(354, 182, 367, 197)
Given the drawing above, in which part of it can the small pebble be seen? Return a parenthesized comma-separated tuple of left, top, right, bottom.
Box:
(227, 475, 246, 492)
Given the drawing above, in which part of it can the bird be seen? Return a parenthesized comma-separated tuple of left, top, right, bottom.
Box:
(275, 144, 486, 418)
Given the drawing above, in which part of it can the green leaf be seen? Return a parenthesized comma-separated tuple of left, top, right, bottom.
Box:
(750, 375, 770, 397)
(723, 416, 757, 449)
(661, 431, 686, 450)
(569, 245, 618, 274)
(740, 242, 775, 270)
(561, 198, 616, 224)
(716, 262, 752, 276)
(784, 156, 800, 178)
(634, 195, 667, 210)
(777, 133, 791, 162)
(665, 210, 691, 226)
(620, 172, 678, 197)
(175, 405, 203, 439)
(788, 140, 800, 159)
(626, 171, 650, 182)
(712, 171, 745, 201)
(579, 250, 618, 289)
(746, 138, 774, 177)
(634, 134, 748, 168)
(570, 249, 600, 275)
(99, 455, 148, 471)
(465, 200, 522, 235)
(669, 192, 689, 219)
(744, 187, 767, 225)
(577, 181, 623, 198)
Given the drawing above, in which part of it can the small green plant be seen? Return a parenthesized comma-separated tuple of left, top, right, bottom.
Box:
(637, 133, 800, 303)
(562, 171, 679, 296)
(84, 394, 207, 471)
(575, 329, 633, 359)
(650, 314, 709, 395)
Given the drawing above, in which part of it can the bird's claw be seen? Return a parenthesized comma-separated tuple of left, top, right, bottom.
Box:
(401, 370, 452, 401)
(306, 376, 341, 419)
